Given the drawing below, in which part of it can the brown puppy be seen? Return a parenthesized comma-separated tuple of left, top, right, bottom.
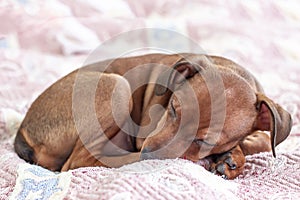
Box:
(14, 53, 292, 179)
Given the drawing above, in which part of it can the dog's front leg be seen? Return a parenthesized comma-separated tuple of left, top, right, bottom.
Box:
(209, 145, 246, 179)
(239, 130, 271, 156)
(207, 131, 272, 179)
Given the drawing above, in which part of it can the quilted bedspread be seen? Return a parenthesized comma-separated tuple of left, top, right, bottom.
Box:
(1, 0, 300, 199)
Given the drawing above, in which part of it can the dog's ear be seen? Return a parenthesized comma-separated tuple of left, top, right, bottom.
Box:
(154, 58, 204, 96)
(254, 93, 292, 157)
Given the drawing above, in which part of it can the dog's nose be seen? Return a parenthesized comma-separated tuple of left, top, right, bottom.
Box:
(140, 147, 155, 160)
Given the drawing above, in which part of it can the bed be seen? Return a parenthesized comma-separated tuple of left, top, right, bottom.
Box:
(1, 1, 299, 199)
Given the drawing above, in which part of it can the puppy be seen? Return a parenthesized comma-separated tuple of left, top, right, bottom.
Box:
(14, 53, 292, 179)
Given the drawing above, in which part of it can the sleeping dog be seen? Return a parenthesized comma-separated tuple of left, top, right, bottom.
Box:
(14, 53, 292, 179)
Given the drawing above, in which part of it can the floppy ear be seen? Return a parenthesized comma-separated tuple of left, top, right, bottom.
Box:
(154, 59, 201, 96)
(254, 93, 292, 157)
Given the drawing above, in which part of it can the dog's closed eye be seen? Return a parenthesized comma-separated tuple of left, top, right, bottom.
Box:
(193, 139, 215, 146)
(169, 100, 177, 119)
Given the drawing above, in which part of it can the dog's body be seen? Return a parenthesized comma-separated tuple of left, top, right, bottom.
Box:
(14, 53, 292, 179)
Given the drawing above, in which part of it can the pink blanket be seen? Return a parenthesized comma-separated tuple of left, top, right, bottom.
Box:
(1, 0, 299, 199)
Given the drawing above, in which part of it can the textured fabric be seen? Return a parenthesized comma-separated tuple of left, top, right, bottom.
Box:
(1, 0, 300, 199)
(10, 164, 71, 200)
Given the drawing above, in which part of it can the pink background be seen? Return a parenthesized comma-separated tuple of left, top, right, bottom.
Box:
(0, 1, 299, 199)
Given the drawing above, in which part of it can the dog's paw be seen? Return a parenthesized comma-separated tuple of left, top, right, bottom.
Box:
(209, 147, 245, 179)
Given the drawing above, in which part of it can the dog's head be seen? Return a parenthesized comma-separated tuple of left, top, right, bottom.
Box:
(140, 55, 292, 161)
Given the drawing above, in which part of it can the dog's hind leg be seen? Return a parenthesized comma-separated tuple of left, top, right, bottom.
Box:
(61, 138, 141, 171)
